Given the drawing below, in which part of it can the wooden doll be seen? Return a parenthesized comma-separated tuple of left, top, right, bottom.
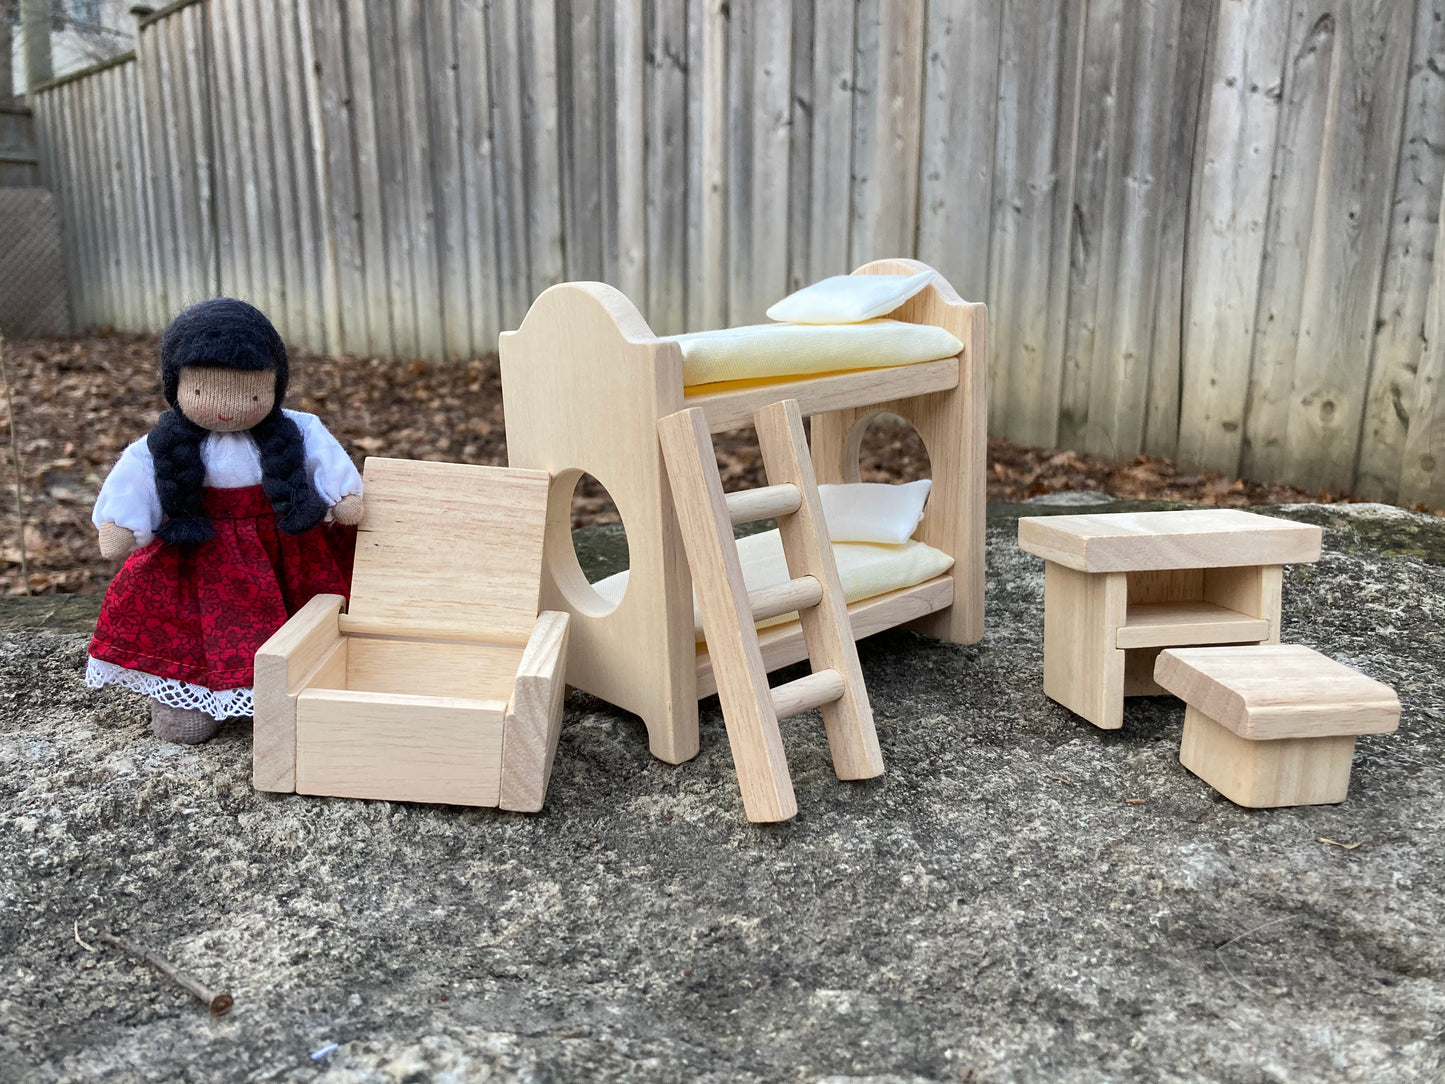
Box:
(86, 298, 363, 744)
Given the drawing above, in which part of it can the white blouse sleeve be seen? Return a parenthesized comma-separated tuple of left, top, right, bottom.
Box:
(92, 437, 162, 547)
(288, 410, 363, 507)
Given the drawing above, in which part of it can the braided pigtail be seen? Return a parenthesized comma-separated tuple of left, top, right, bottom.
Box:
(148, 409, 213, 545)
(250, 409, 328, 534)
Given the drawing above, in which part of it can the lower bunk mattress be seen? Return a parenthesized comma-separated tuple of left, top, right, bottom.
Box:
(591, 528, 955, 642)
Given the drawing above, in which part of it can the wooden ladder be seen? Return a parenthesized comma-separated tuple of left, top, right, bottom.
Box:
(657, 398, 883, 822)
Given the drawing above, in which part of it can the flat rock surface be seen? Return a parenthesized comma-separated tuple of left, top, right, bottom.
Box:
(1, 503, 1442, 1082)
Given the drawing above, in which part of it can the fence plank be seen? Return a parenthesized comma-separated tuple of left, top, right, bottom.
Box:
(1239, 5, 1343, 484)
(849, 0, 922, 268)
(396, 0, 443, 361)
(1356, 0, 1445, 501)
(488, 0, 531, 331)
(1078, 0, 1193, 460)
(455, 0, 501, 353)
(295, 0, 342, 354)
(57, 87, 91, 327)
(693, 0, 727, 329)
(257, 0, 304, 344)
(646, 0, 688, 333)
(786, 0, 813, 295)
(137, 24, 176, 322)
(424, 0, 471, 361)
(68, 83, 101, 328)
(561, 0, 603, 283)
(615, 0, 647, 310)
(1400, 168, 1445, 508)
(916, 0, 999, 303)
(182, 2, 218, 300)
(737, 0, 791, 324)
(1176, 0, 1291, 476)
(1056, 0, 1125, 454)
(989, 0, 1085, 446)
(807, 0, 854, 284)
(1276, 0, 1414, 492)
(125, 61, 165, 330)
(523, 2, 565, 303)
(341, 0, 395, 357)
(1142, 0, 1213, 460)
(369, 4, 422, 357)
(278, 0, 329, 353)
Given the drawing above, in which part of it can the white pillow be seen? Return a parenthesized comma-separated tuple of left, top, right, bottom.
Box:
(591, 532, 955, 641)
(663, 320, 962, 387)
(818, 480, 932, 544)
(765, 271, 935, 324)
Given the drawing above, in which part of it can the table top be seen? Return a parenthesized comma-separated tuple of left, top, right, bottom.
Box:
(1016, 509, 1322, 572)
(1154, 645, 1400, 740)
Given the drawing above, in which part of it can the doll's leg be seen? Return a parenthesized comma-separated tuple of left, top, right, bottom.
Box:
(149, 701, 224, 744)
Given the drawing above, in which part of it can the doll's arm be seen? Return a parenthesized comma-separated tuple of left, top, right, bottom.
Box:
(92, 438, 162, 554)
(289, 410, 364, 516)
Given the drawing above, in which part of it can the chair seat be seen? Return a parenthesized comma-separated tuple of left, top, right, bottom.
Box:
(1154, 645, 1400, 740)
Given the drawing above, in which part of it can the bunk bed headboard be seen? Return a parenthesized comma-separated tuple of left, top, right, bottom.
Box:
(500, 282, 701, 765)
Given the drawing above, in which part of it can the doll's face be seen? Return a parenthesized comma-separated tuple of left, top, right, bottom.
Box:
(176, 367, 276, 432)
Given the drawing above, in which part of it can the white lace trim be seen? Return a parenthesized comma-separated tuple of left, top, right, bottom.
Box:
(85, 657, 254, 719)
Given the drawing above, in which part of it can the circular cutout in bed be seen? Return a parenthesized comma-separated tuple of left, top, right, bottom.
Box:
(548, 469, 631, 616)
(854, 411, 932, 484)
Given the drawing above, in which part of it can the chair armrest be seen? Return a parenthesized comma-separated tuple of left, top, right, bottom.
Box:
(253, 594, 346, 793)
(499, 611, 572, 812)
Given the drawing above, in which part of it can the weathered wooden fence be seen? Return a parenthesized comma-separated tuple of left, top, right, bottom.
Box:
(26, 0, 1445, 508)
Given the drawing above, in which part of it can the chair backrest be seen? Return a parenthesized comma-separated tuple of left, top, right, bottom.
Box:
(346, 458, 551, 643)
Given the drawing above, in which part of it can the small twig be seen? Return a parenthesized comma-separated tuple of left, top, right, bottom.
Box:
(0, 332, 31, 596)
(1124, 797, 1147, 805)
(1213, 914, 1297, 994)
(98, 932, 234, 1016)
(1319, 837, 1368, 850)
(74, 921, 96, 953)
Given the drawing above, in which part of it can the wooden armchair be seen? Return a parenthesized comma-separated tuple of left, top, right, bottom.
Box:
(252, 458, 570, 811)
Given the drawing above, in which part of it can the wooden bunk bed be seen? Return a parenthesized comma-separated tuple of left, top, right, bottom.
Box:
(498, 258, 987, 766)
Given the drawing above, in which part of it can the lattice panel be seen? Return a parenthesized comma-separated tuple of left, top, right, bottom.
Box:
(0, 188, 71, 337)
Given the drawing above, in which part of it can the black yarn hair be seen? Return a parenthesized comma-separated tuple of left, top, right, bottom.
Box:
(147, 298, 329, 545)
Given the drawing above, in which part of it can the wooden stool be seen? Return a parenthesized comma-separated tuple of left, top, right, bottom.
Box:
(1155, 645, 1400, 807)
(1017, 509, 1322, 729)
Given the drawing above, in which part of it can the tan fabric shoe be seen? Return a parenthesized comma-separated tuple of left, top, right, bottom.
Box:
(149, 701, 223, 744)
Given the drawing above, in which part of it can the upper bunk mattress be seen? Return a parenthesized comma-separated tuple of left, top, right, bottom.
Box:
(662, 319, 963, 388)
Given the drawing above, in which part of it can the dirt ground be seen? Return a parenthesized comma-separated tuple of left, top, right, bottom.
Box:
(0, 331, 1389, 596)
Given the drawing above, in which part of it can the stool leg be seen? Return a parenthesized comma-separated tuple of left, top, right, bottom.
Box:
(1042, 564, 1127, 729)
(1179, 705, 1356, 807)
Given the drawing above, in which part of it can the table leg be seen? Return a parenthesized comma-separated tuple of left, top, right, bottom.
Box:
(1042, 563, 1128, 729)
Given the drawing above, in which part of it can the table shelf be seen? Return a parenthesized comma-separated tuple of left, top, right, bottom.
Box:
(1116, 602, 1271, 650)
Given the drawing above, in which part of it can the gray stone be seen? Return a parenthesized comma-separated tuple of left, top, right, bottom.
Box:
(1, 504, 1442, 1082)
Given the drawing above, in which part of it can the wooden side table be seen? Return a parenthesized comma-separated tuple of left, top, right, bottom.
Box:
(1017, 509, 1322, 730)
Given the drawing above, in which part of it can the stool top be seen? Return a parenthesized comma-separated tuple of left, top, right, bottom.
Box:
(1017, 509, 1322, 572)
(1154, 645, 1400, 740)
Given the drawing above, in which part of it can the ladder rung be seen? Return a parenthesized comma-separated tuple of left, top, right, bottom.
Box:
(748, 575, 823, 623)
(726, 483, 802, 525)
(770, 668, 846, 720)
